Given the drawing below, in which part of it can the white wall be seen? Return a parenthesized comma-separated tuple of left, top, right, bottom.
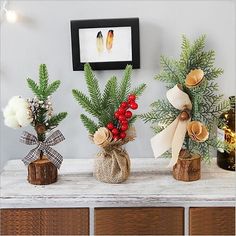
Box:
(1, 0, 235, 168)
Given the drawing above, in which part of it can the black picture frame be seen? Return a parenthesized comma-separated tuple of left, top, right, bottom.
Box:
(70, 18, 140, 71)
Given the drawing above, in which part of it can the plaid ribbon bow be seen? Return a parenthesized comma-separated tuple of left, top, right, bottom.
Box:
(20, 130, 65, 169)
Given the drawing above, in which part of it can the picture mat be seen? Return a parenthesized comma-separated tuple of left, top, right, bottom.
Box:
(79, 26, 132, 63)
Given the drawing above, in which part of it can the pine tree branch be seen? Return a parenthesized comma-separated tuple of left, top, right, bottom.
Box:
(118, 64, 132, 102)
(36, 107, 47, 124)
(190, 35, 206, 58)
(201, 100, 229, 121)
(45, 81, 61, 98)
(84, 63, 102, 110)
(139, 112, 160, 124)
(155, 56, 182, 86)
(141, 99, 179, 126)
(39, 64, 48, 92)
(47, 112, 67, 128)
(97, 105, 117, 127)
(130, 84, 147, 98)
(204, 67, 223, 81)
(203, 81, 219, 96)
(207, 138, 231, 153)
(180, 35, 191, 68)
(151, 124, 165, 134)
(102, 76, 116, 109)
(109, 76, 119, 108)
(191, 50, 215, 71)
(128, 115, 137, 125)
(27, 78, 41, 98)
(80, 114, 99, 134)
(72, 89, 100, 117)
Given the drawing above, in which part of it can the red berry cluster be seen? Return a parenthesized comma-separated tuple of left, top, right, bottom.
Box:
(106, 94, 138, 141)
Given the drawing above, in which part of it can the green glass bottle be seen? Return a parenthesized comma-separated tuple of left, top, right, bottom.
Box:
(217, 96, 235, 171)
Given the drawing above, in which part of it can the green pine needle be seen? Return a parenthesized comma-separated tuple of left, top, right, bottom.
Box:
(129, 115, 137, 125)
(45, 81, 61, 98)
(39, 64, 48, 92)
(80, 114, 99, 134)
(84, 63, 102, 110)
(109, 76, 119, 108)
(47, 112, 68, 127)
(102, 76, 117, 108)
(27, 78, 40, 98)
(130, 84, 147, 98)
(118, 64, 132, 102)
(72, 89, 100, 117)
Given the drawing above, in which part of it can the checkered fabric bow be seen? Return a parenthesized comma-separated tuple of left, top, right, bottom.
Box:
(20, 130, 65, 169)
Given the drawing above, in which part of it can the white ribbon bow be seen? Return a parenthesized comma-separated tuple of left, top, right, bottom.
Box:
(151, 85, 192, 167)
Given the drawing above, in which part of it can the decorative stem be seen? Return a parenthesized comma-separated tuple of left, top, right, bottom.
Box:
(37, 131, 45, 160)
(193, 96, 198, 120)
(186, 136, 190, 151)
(37, 132, 45, 142)
(39, 150, 43, 159)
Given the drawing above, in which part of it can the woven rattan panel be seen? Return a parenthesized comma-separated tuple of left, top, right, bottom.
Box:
(95, 207, 184, 235)
(189, 207, 235, 235)
(0, 208, 89, 235)
(0, 209, 41, 235)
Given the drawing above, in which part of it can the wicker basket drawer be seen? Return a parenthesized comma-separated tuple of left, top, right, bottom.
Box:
(189, 207, 235, 235)
(0, 208, 89, 235)
(95, 207, 184, 235)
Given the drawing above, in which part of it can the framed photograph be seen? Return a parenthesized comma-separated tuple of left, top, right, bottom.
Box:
(70, 18, 140, 70)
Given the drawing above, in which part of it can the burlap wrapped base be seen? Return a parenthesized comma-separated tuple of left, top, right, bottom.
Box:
(94, 147, 130, 184)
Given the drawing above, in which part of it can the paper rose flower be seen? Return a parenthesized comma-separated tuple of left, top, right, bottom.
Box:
(3, 96, 33, 129)
(93, 127, 112, 147)
(187, 121, 209, 142)
(185, 69, 204, 88)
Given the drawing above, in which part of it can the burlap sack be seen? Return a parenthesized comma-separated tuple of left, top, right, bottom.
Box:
(93, 127, 136, 184)
(94, 145, 131, 183)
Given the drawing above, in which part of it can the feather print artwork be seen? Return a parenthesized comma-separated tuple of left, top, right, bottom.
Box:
(96, 31, 104, 53)
(106, 30, 114, 51)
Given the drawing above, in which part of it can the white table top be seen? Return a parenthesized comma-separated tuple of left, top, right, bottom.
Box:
(0, 158, 235, 209)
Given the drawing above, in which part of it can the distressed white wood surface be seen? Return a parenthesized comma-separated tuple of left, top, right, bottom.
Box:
(0, 158, 235, 209)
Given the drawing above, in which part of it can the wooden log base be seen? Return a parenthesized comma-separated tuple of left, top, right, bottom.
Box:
(28, 156, 57, 185)
(173, 153, 201, 182)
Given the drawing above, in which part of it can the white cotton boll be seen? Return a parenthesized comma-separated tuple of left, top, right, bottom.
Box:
(3, 105, 15, 117)
(3, 96, 33, 129)
(4, 116, 20, 129)
(3, 103, 18, 129)
(16, 108, 33, 127)
(8, 96, 22, 108)
(9, 96, 28, 110)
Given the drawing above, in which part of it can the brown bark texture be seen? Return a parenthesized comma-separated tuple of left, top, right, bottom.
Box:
(173, 153, 201, 181)
(28, 156, 57, 185)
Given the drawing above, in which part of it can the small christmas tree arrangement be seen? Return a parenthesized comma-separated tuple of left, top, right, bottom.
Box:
(141, 35, 229, 181)
(72, 63, 146, 183)
(3, 64, 67, 185)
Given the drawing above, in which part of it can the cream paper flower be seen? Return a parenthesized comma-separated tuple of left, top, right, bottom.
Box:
(185, 69, 204, 88)
(3, 96, 33, 129)
(187, 121, 209, 142)
(93, 127, 112, 147)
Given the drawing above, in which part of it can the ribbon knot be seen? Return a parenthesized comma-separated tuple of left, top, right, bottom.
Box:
(38, 142, 44, 151)
(20, 130, 65, 169)
(151, 85, 192, 167)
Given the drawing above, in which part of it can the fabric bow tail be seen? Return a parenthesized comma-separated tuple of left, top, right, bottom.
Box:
(150, 85, 192, 167)
(20, 130, 65, 169)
